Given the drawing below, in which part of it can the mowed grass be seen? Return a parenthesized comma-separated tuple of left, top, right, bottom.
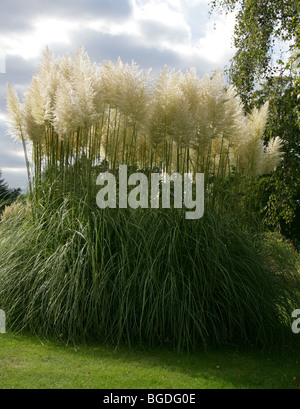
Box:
(0, 333, 300, 389)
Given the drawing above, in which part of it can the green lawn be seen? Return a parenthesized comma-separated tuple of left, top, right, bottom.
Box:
(0, 332, 299, 389)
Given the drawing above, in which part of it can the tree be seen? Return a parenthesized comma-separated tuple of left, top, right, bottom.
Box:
(0, 172, 9, 199)
(211, 0, 300, 241)
(252, 73, 300, 239)
(0, 171, 21, 214)
(211, 0, 300, 108)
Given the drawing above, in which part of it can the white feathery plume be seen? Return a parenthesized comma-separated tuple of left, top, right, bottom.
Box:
(6, 84, 33, 193)
(147, 66, 181, 148)
(6, 85, 25, 141)
(247, 101, 269, 142)
(179, 68, 202, 121)
(53, 75, 78, 135)
(117, 60, 151, 123)
(23, 89, 45, 145)
(191, 71, 228, 160)
(235, 102, 269, 175)
(202, 69, 227, 140)
(34, 47, 60, 124)
(179, 68, 212, 153)
(169, 89, 195, 148)
(53, 47, 100, 134)
(24, 77, 52, 126)
(92, 63, 105, 117)
(101, 57, 123, 108)
(261, 136, 284, 174)
(70, 47, 99, 128)
(7, 47, 283, 182)
(223, 85, 248, 147)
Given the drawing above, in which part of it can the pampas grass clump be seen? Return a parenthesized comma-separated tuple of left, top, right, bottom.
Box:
(2, 48, 298, 350)
(0, 195, 298, 350)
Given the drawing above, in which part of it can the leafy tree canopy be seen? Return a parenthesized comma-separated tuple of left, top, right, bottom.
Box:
(0, 171, 21, 213)
(211, 0, 300, 242)
(211, 0, 300, 106)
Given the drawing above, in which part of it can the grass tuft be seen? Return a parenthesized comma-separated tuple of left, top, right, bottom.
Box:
(0, 196, 299, 351)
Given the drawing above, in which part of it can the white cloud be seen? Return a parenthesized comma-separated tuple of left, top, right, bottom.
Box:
(128, 0, 235, 66)
(0, 113, 8, 124)
(183, 0, 209, 5)
(1, 167, 27, 173)
(3, 19, 76, 60)
(133, 0, 188, 28)
(195, 12, 236, 63)
(86, 18, 139, 37)
(0, 0, 236, 67)
(0, 49, 6, 73)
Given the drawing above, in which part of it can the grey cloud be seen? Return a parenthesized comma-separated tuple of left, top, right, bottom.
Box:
(0, 148, 25, 168)
(1, 56, 37, 87)
(0, 56, 38, 112)
(0, 0, 132, 33)
(0, 127, 24, 159)
(139, 19, 190, 45)
(60, 28, 212, 76)
(0, 56, 34, 190)
(0, 85, 6, 113)
(77, 32, 180, 72)
(49, 30, 180, 75)
(0, 125, 27, 189)
(3, 173, 28, 190)
(0, 167, 28, 190)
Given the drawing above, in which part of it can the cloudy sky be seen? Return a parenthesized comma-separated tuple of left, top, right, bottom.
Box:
(0, 0, 236, 190)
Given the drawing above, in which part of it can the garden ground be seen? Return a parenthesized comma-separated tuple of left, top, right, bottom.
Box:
(0, 332, 299, 389)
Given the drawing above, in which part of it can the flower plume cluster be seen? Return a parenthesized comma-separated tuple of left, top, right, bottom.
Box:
(6, 47, 283, 191)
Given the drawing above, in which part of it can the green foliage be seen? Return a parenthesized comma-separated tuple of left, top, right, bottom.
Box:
(211, 0, 299, 107)
(212, 0, 300, 241)
(262, 231, 300, 273)
(0, 194, 299, 351)
(252, 74, 300, 239)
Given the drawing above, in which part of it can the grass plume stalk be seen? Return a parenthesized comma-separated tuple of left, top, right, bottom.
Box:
(6, 48, 284, 203)
(2, 48, 298, 351)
